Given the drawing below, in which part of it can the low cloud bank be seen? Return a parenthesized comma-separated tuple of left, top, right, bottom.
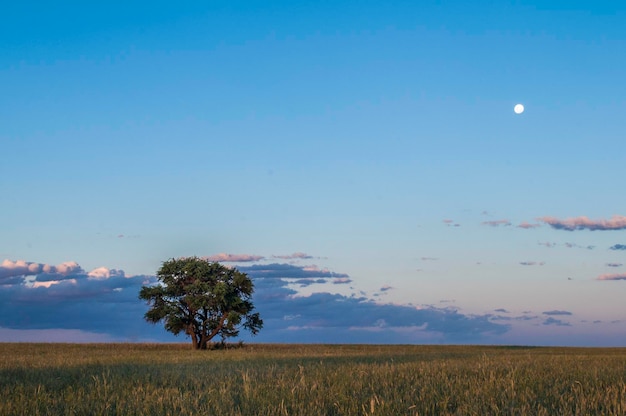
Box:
(1, 259, 509, 344)
(0, 259, 160, 341)
(238, 264, 508, 343)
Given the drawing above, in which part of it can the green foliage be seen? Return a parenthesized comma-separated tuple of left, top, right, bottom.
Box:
(139, 257, 262, 349)
(1, 344, 625, 415)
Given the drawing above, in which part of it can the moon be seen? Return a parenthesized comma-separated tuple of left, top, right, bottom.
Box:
(514, 104, 525, 114)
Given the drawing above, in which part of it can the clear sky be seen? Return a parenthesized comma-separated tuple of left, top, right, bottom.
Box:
(2, 0, 625, 346)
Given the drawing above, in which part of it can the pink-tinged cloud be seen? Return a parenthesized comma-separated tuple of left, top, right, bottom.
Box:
(0, 259, 83, 279)
(203, 253, 265, 262)
(272, 252, 313, 260)
(538, 215, 626, 231)
(302, 265, 333, 274)
(32, 279, 78, 288)
(518, 222, 541, 229)
(87, 267, 126, 279)
(597, 273, 626, 281)
(482, 219, 511, 227)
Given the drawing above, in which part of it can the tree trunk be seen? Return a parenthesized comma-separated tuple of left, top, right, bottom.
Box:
(199, 314, 229, 350)
(187, 325, 200, 350)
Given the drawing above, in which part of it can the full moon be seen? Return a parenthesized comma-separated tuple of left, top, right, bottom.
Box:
(514, 104, 525, 114)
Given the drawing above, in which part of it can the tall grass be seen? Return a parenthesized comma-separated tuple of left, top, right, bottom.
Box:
(1, 343, 624, 415)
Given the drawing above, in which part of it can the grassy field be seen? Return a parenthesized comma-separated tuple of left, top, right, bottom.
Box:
(1, 343, 625, 415)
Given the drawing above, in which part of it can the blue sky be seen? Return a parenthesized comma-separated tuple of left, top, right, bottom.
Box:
(1, 1, 625, 346)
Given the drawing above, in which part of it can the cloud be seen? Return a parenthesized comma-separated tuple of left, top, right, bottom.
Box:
(241, 263, 509, 343)
(543, 310, 573, 316)
(519, 261, 545, 266)
(537, 242, 594, 250)
(494, 308, 509, 313)
(31, 279, 78, 289)
(380, 285, 393, 292)
(538, 242, 557, 248)
(443, 219, 460, 227)
(543, 317, 571, 326)
(238, 263, 349, 279)
(482, 219, 512, 227)
(88, 267, 126, 279)
(116, 234, 140, 239)
(564, 243, 595, 250)
(250, 290, 508, 344)
(0, 259, 83, 280)
(0, 260, 161, 341)
(606, 263, 623, 268)
(609, 244, 626, 251)
(538, 215, 626, 231)
(1, 259, 510, 344)
(515, 314, 538, 321)
(272, 252, 314, 260)
(596, 273, 626, 281)
(203, 253, 265, 262)
(292, 278, 327, 287)
(518, 222, 541, 229)
(0, 275, 26, 286)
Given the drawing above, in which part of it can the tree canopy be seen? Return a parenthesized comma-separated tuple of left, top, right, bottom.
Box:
(139, 257, 262, 349)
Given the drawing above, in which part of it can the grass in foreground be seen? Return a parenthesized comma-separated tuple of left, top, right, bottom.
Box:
(0, 343, 625, 415)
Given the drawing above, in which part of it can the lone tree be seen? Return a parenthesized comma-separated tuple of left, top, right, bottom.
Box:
(139, 257, 263, 349)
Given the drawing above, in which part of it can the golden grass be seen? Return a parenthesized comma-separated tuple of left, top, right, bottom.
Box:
(1, 343, 625, 415)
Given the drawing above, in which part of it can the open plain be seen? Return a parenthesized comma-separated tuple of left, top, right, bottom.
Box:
(1, 343, 625, 415)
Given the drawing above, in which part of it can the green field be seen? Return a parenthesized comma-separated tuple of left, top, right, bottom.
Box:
(1, 343, 625, 415)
